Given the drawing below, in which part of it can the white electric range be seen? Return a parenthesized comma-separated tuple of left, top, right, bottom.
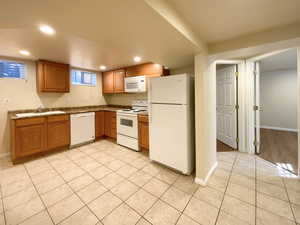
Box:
(117, 100, 148, 151)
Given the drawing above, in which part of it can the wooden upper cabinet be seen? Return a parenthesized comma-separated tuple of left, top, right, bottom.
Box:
(102, 63, 168, 94)
(126, 63, 169, 77)
(102, 69, 125, 94)
(114, 69, 125, 93)
(37, 60, 70, 93)
(102, 71, 114, 93)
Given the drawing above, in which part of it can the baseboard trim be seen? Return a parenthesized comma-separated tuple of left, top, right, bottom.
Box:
(194, 161, 218, 186)
(260, 126, 298, 132)
(0, 152, 10, 159)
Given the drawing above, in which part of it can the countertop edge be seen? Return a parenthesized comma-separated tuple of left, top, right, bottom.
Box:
(9, 105, 130, 120)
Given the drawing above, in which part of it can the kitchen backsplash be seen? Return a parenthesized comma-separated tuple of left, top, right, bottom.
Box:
(104, 93, 147, 106)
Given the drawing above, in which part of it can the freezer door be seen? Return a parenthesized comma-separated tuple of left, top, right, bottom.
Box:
(149, 74, 189, 104)
(149, 103, 192, 174)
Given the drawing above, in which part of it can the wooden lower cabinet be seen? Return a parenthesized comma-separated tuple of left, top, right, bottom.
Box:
(95, 111, 105, 138)
(104, 111, 117, 139)
(11, 110, 118, 163)
(13, 118, 47, 159)
(11, 115, 70, 163)
(138, 115, 149, 150)
(47, 115, 70, 150)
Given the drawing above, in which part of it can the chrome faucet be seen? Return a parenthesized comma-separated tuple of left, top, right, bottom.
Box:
(36, 105, 44, 113)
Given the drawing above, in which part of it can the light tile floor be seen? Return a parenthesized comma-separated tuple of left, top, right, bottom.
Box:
(0, 140, 299, 225)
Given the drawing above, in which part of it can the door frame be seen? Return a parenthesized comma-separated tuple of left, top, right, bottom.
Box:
(246, 48, 300, 174)
(213, 60, 246, 152)
(208, 38, 300, 175)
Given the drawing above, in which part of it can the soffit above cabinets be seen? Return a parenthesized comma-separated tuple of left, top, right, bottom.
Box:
(1, 0, 300, 71)
(0, 0, 198, 70)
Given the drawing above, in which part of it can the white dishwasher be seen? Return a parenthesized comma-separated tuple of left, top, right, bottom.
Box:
(71, 112, 95, 147)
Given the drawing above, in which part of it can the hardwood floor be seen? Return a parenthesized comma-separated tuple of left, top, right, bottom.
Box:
(217, 140, 236, 152)
(259, 128, 298, 174)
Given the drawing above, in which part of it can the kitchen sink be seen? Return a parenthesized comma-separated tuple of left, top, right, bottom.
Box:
(15, 111, 66, 118)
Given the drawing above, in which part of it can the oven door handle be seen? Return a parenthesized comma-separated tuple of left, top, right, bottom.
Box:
(117, 114, 137, 118)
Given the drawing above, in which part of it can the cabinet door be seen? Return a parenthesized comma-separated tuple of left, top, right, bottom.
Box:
(139, 122, 149, 150)
(47, 120, 70, 150)
(104, 111, 112, 137)
(15, 123, 46, 157)
(126, 63, 164, 77)
(38, 61, 70, 92)
(104, 111, 117, 139)
(95, 111, 105, 138)
(114, 69, 125, 93)
(111, 112, 117, 139)
(102, 71, 114, 93)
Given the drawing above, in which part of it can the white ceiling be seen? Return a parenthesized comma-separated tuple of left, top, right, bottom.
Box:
(168, 0, 300, 43)
(0, 0, 199, 70)
(0, 0, 300, 71)
(260, 49, 297, 72)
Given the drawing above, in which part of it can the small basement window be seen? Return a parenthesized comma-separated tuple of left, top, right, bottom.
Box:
(71, 69, 97, 86)
(0, 60, 25, 79)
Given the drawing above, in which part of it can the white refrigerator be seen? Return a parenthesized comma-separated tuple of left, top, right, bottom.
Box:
(148, 74, 194, 175)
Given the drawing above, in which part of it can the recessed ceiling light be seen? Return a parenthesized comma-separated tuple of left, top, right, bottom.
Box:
(39, 25, 55, 35)
(19, 50, 30, 56)
(134, 56, 141, 62)
(100, 65, 106, 70)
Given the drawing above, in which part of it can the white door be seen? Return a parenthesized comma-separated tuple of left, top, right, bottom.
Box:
(216, 66, 237, 149)
(149, 103, 190, 174)
(149, 74, 188, 104)
(254, 62, 261, 154)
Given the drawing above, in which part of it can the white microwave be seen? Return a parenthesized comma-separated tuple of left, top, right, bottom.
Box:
(125, 76, 146, 93)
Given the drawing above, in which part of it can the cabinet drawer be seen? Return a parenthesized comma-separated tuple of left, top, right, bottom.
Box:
(48, 114, 69, 122)
(15, 117, 46, 127)
(138, 115, 148, 123)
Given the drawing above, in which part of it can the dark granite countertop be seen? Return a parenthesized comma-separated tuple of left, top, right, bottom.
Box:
(9, 105, 130, 120)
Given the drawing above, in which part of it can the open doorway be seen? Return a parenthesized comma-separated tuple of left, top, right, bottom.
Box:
(216, 64, 239, 152)
(253, 49, 298, 174)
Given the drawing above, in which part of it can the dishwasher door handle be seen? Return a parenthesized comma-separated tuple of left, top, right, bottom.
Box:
(71, 112, 95, 118)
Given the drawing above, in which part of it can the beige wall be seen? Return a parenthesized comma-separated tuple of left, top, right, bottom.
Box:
(194, 53, 217, 184)
(0, 58, 107, 156)
(260, 69, 298, 130)
(170, 65, 195, 75)
(104, 93, 147, 106)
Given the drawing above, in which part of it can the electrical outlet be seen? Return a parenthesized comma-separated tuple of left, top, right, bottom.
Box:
(3, 98, 9, 104)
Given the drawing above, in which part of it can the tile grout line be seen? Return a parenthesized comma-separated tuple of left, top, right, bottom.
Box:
(172, 174, 204, 225)
(45, 152, 104, 225)
(133, 172, 182, 225)
(2, 143, 243, 225)
(213, 153, 238, 225)
(23, 164, 56, 225)
(281, 171, 298, 224)
(0, 185, 8, 225)
(45, 143, 155, 225)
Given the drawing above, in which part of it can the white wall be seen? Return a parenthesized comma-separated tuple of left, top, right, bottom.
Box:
(170, 65, 195, 75)
(260, 69, 298, 130)
(194, 53, 217, 185)
(0, 58, 107, 156)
